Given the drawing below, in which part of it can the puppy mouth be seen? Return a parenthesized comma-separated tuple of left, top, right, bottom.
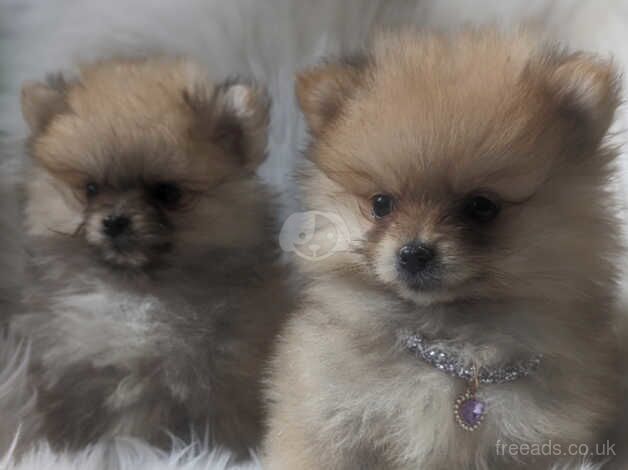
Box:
(97, 237, 173, 269)
(83, 212, 173, 269)
(397, 269, 443, 291)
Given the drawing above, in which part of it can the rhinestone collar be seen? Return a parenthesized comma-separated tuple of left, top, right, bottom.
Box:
(403, 333, 543, 431)
(403, 334, 543, 385)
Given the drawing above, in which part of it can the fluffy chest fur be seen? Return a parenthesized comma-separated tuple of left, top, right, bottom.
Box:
(265, 279, 620, 470)
(13, 240, 293, 457)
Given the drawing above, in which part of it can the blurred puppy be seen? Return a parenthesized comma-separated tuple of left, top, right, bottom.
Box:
(264, 30, 624, 469)
(13, 57, 293, 457)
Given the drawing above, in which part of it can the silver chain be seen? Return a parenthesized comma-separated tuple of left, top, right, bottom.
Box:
(403, 334, 542, 385)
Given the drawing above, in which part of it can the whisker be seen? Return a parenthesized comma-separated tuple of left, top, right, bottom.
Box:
(73, 221, 86, 237)
(46, 220, 86, 239)
(47, 228, 76, 238)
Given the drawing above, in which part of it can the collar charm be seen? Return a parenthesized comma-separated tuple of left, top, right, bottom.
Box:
(454, 377, 485, 431)
(403, 333, 542, 432)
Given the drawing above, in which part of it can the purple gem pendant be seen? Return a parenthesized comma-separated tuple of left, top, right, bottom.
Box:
(454, 385, 486, 431)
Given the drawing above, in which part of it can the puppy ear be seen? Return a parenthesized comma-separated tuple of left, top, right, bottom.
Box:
(21, 76, 69, 134)
(541, 52, 620, 146)
(296, 56, 368, 136)
(184, 79, 270, 170)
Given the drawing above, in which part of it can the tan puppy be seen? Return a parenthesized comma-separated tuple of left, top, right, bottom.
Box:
(14, 58, 293, 457)
(264, 30, 623, 469)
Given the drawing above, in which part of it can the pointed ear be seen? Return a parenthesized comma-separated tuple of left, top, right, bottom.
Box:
(296, 56, 368, 136)
(184, 79, 270, 170)
(541, 52, 620, 146)
(21, 76, 69, 134)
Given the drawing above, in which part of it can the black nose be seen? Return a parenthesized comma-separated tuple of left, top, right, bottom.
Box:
(398, 243, 435, 275)
(102, 215, 131, 238)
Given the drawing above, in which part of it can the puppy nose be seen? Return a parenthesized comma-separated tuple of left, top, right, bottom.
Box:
(102, 215, 131, 238)
(398, 243, 435, 275)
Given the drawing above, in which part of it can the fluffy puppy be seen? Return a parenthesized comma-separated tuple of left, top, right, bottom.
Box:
(264, 30, 624, 469)
(12, 57, 293, 457)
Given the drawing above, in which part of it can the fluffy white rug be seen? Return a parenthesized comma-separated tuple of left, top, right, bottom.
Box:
(0, 0, 627, 468)
(2, 442, 258, 470)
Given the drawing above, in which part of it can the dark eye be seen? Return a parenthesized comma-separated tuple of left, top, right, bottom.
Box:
(150, 182, 182, 207)
(372, 194, 394, 218)
(85, 182, 99, 198)
(463, 195, 500, 223)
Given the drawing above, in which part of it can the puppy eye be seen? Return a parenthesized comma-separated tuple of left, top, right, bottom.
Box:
(150, 182, 182, 207)
(372, 194, 394, 219)
(85, 182, 99, 199)
(463, 195, 500, 223)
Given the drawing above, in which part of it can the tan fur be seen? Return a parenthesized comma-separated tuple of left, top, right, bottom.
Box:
(264, 30, 623, 469)
(14, 57, 293, 457)
(22, 58, 272, 260)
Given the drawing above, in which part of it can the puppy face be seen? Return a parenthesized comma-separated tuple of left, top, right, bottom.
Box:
(21, 58, 270, 269)
(297, 31, 621, 305)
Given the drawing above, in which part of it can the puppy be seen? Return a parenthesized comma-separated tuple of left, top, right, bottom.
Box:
(13, 57, 293, 457)
(264, 30, 624, 469)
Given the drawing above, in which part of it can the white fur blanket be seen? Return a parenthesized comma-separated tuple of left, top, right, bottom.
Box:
(1, 0, 627, 468)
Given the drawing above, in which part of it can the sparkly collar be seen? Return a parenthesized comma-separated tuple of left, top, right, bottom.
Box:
(403, 333, 543, 385)
(402, 333, 543, 431)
